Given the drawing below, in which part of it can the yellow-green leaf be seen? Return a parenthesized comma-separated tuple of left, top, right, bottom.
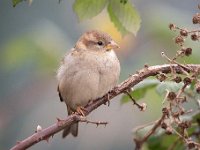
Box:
(121, 79, 159, 104)
(156, 82, 184, 96)
(107, 0, 141, 36)
(73, 0, 108, 21)
(12, 0, 23, 7)
(12, 0, 32, 7)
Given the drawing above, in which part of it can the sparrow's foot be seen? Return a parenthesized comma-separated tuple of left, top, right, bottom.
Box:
(103, 92, 110, 106)
(76, 106, 87, 116)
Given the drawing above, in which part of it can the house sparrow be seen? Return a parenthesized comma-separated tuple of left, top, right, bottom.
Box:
(57, 30, 120, 138)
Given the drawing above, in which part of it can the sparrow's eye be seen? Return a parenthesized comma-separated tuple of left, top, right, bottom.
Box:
(97, 41, 103, 46)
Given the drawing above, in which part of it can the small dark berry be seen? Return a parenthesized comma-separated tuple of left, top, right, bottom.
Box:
(173, 76, 182, 83)
(196, 83, 200, 94)
(161, 122, 167, 129)
(191, 33, 198, 41)
(162, 107, 169, 116)
(183, 77, 192, 85)
(188, 141, 195, 149)
(169, 23, 176, 30)
(175, 36, 184, 45)
(167, 92, 176, 100)
(196, 86, 200, 93)
(192, 13, 200, 24)
(185, 48, 192, 56)
(180, 29, 188, 37)
(178, 121, 191, 129)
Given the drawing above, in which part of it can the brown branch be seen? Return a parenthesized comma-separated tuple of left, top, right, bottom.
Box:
(134, 112, 166, 150)
(10, 64, 200, 150)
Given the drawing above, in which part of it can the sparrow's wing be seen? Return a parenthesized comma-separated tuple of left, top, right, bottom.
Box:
(57, 49, 74, 103)
(57, 85, 64, 102)
(58, 83, 78, 137)
(62, 99, 78, 138)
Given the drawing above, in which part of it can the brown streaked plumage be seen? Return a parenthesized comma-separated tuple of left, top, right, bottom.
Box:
(57, 30, 120, 138)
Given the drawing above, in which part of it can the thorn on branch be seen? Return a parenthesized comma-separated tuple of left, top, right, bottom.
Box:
(56, 117, 65, 127)
(35, 125, 42, 133)
(144, 64, 149, 68)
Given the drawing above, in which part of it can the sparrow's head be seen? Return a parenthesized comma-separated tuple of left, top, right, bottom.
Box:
(75, 30, 119, 52)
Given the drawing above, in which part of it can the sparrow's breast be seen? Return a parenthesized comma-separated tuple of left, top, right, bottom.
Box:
(96, 50, 120, 97)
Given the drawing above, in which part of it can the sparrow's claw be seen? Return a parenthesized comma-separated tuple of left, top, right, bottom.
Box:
(103, 92, 110, 106)
(76, 106, 87, 116)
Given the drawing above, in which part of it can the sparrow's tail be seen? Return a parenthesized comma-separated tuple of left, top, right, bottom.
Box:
(62, 123, 78, 138)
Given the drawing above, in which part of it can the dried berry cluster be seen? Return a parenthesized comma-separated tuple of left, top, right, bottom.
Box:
(159, 75, 200, 149)
(134, 5, 200, 150)
(169, 11, 200, 59)
(156, 6, 200, 149)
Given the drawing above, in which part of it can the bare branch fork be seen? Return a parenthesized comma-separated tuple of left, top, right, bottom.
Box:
(10, 64, 200, 150)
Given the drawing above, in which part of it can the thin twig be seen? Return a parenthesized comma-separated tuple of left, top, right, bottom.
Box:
(79, 117, 108, 126)
(124, 91, 144, 110)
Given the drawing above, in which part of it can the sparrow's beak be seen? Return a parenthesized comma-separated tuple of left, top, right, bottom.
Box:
(105, 40, 120, 50)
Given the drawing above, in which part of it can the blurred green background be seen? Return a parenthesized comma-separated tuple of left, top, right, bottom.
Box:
(0, 0, 199, 150)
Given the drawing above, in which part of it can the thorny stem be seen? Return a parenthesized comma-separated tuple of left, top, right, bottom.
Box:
(10, 64, 200, 150)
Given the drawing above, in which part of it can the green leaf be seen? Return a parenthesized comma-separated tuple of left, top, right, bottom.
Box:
(190, 80, 196, 91)
(107, 0, 141, 36)
(135, 124, 184, 149)
(147, 134, 184, 150)
(12, 0, 32, 7)
(156, 81, 184, 96)
(192, 112, 200, 123)
(12, 0, 23, 7)
(107, 3, 129, 36)
(73, 0, 107, 21)
(121, 79, 159, 104)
